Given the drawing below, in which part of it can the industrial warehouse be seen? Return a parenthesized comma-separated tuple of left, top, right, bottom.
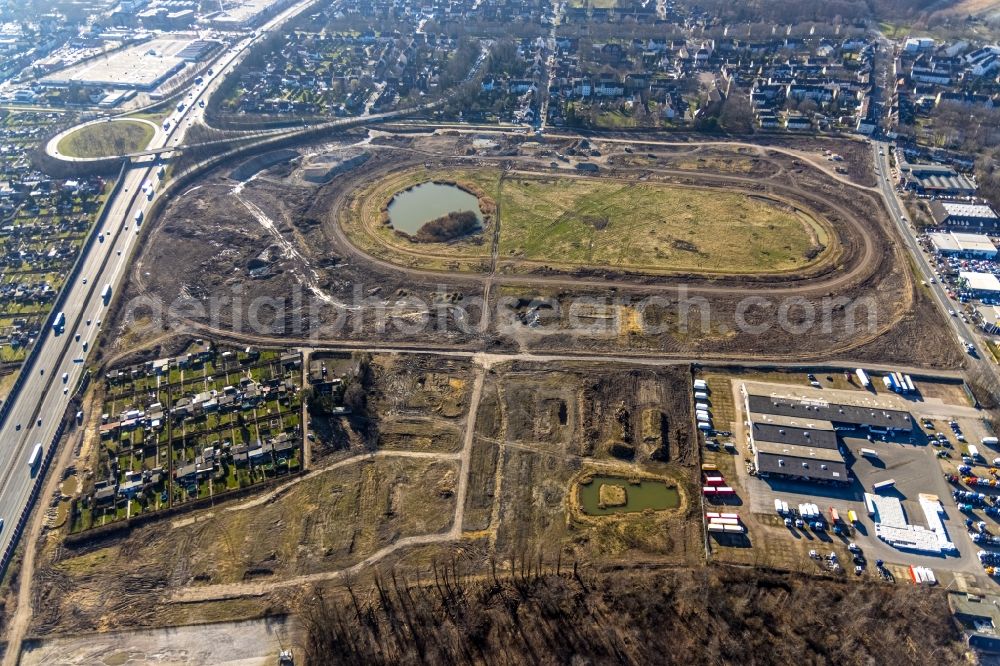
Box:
(741, 380, 914, 483)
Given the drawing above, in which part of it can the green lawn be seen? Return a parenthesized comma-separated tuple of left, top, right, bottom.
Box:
(497, 175, 830, 274)
(57, 119, 154, 158)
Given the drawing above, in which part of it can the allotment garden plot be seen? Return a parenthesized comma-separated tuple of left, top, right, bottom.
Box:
(72, 345, 304, 531)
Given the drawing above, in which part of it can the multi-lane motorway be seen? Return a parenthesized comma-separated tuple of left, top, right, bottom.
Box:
(0, 0, 322, 571)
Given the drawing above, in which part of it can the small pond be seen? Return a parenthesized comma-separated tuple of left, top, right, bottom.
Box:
(387, 182, 483, 235)
(578, 475, 680, 516)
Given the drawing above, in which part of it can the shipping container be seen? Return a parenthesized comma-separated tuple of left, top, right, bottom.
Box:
(706, 512, 721, 519)
(873, 479, 896, 491)
(855, 368, 871, 388)
(697, 423, 713, 431)
(701, 463, 719, 472)
(694, 391, 709, 400)
(904, 375, 916, 393)
(723, 524, 745, 533)
(861, 448, 878, 458)
(707, 524, 726, 532)
(702, 486, 716, 494)
(704, 476, 725, 485)
(693, 379, 708, 390)
(715, 487, 735, 494)
(775, 498, 784, 513)
(983, 437, 999, 447)
(829, 508, 840, 523)
(720, 513, 739, 519)
(970, 445, 981, 460)
(847, 510, 858, 523)
(781, 501, 789, 514)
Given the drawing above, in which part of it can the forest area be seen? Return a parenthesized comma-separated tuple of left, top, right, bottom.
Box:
(302, 564, 964, 665)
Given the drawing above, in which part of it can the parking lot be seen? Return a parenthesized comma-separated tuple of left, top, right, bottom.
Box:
(705, 371, 998, 587)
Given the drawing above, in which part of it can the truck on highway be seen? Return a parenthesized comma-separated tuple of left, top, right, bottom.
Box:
(101, 283, 111, 305)
(52, 311, 65, 334)
(28, 442, 43, 468)
(134, 210, 143, 225)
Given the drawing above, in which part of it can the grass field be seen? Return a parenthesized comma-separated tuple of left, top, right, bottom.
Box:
(345, 166, 833, 275)
(498, 175, 829, 274)
(57, 119, 153, 158)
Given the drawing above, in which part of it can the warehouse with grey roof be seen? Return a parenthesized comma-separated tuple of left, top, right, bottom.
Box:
(741, 381, 914, 484)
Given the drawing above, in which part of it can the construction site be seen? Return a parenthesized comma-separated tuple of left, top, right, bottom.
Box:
(0, 128, 985, 662)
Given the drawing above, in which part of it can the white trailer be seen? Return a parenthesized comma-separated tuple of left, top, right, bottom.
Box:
(28, 442, 43, 468)
(855, 368, 871, 388)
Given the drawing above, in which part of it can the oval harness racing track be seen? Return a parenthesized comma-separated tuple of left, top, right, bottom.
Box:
(133, 137, 915, 363)
(326, 144, 896, 299)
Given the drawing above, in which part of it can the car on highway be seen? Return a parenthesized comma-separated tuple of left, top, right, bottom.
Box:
(950, 309, 957, 316)
(82, 278, 87, 284)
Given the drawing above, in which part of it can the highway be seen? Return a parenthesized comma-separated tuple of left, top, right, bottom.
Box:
(0, 0, 322, 572)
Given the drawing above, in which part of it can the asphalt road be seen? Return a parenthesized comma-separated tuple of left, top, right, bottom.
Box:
(0, 0, 321, 570)
(872, 142, 980, 353)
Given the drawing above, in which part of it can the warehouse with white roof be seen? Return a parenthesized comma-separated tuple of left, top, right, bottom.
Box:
(930, 200, 1000, 231)
(960, 271, 1000, 296)
(929, 231, 998, 258)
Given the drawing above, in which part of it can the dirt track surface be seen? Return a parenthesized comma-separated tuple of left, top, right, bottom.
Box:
(20, 616, 298, 665)
(127, 132, 961, 369)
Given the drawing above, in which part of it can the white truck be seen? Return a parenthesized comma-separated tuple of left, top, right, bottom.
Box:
(28, 442, 43, 468)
